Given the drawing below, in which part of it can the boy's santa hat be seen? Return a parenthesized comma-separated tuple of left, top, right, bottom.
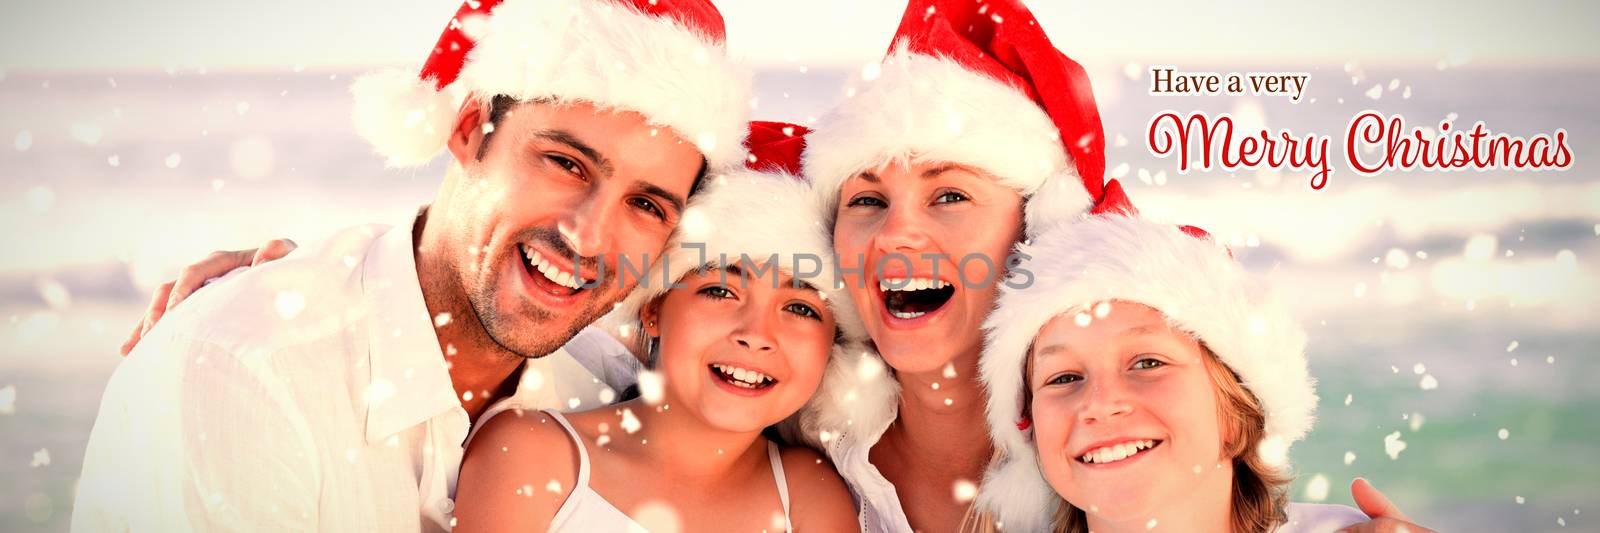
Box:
(603, 121, 865, 345)
(977, 201, 1317, 530)
(352, 0, 749, 170)
(804, 0, 1109, 237)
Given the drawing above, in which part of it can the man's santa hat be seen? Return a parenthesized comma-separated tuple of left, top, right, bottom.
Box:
(804, 0, 1112, 236)
(603, 121, 866, 346)
(977, 198, 1318, 531)
(352, 0, 750, 169)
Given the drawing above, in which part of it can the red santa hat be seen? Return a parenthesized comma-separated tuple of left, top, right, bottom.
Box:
(804, 0, 1108, 237)
(351, 0, 750, 170)
(977, 202, 1317, 530)
(602, 121, 866, 345)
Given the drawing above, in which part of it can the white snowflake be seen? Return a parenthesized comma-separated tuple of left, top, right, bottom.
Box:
(1383, 431, 1407, 459)
(0, 385, 14, 414)
(1304, 474, 1330, 501)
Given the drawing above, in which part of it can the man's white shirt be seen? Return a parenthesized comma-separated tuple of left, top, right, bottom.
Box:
(72, 215, 638, 532)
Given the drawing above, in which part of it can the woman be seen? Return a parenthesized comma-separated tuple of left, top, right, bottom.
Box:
(452, 121, 859, 531)
(980, 212, 1369, 532)
(785, 0, 1112, 530)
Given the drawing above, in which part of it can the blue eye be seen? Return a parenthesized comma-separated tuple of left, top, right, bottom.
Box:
(1132, 358, 1165, 370)
(1046, 373, 1083, 386)
(934, 190, 969, 204)
(698, 286, 734, 299)
(785, 302, 822, 320)
(847, 195, 886, 208)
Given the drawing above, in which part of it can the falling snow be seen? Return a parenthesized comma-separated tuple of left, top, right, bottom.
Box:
(953, 479, 977, 503)
(31, 448, 51, 467)
(620, 408, 641, 434)
(275, 291, 306, 319)
(1419, 374, 1439, 390)
(1304, 474, 1330, 501)
(1384, 431, 1407, 459)
(638, 370, 665, 404)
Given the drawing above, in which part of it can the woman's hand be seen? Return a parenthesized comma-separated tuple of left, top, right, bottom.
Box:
(119, 238, 298, 356)
(1337, 478, 1437, 533)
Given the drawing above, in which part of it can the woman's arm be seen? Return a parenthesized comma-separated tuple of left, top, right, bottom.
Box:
(453, 409, 581, 533)
(779, 446, 858, 532)
(121, 238, 298, 355)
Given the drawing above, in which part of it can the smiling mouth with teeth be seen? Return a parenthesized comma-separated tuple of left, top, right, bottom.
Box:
(1078, 439, 1161, 465)
(520, 244, 590, 294)
(879, 277, 956, 320)
(710, 363, 778, 390)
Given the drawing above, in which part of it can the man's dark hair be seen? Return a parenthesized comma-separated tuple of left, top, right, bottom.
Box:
(476, 95, 709, 197)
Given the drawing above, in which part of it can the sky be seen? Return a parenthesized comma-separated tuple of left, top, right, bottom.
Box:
(1, 0, 1598, 73)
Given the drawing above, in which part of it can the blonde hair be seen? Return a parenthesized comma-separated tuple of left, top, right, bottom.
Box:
(981, 344, 1291, 533)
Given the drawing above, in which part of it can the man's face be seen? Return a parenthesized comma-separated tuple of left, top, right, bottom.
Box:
(440, 97, 704, 358)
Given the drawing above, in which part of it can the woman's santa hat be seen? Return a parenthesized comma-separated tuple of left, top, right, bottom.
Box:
(602, 121, 866, 346)
(786, 0, 1129, 497)
(351, 0, 750, 169)
(804, 0, 1111, 236)
(977, 199, 1318, 531)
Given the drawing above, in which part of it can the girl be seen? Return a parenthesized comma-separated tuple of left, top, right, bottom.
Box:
(450, 123, 861, 532)
(978, 212, 1369, 532)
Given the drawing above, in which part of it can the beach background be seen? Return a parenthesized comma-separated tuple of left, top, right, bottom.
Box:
(2, 1, 1598, 531)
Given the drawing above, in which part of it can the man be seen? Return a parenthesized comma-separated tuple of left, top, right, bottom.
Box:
(72, 0, 749, 531)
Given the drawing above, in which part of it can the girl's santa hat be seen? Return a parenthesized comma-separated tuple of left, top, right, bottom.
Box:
(804, 0, 1112, 237)
(978, 200, 1318, 531)
(602, 121, 866, 346)
(352, 0, 750, 170)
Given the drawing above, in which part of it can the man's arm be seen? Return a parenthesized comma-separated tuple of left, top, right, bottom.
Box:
(75, 333, 320, 531)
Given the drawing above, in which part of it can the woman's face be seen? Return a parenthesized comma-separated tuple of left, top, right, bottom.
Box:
(831, 160, 1023, 375)
(1027, 302, 1231, 522)
(644, 263, 837, 433)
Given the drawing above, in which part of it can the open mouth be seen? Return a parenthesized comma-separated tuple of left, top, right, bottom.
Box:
(709, 363, 778, 390)
(519, 243, 589, 296)
(880, 277, 955, 320)
(1077, 439, 1163, 465)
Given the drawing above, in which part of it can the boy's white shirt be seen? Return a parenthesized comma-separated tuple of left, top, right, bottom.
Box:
(72, 214, 639, 532)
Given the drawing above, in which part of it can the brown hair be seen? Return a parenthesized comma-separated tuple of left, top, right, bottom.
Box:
(972, 343, 1291, 533)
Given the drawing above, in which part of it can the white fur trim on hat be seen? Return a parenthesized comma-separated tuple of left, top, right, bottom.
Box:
(780, 341, 900, 450)
(600, 168, 865, 345)
(353, 0, 750, 169)
(977, 215, 1317, 530)
(804, 44, 1086, 218)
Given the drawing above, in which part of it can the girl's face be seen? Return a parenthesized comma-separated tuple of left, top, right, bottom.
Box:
(643, 264, 837, 433)
(1027, 302, 1232, 522)
(831, 160, 1023, 374)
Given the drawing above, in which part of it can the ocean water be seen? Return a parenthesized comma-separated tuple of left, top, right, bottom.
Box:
(1, 64, 1597, 532)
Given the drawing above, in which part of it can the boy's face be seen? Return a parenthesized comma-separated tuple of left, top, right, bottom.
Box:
(440, 97, 704, 358)
(1027, 301, 1232, 524)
